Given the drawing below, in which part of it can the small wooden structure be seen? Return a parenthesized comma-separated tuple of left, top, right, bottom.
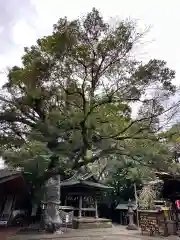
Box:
(155, 172, 180, 235)
(0, 169, 29, 226)
(138, 178, 176, 236)
(60, 170, 113, 229)
(138, 172, 180, 236)
(116, 201, 137, 225)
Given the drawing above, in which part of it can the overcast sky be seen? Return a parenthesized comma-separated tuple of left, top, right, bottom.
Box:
(0, 0, 180, 168)
(1, 0, 180, 84)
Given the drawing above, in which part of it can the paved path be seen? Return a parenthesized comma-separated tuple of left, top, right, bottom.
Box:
(0, 227, 20, 240)
(8, 226, 180, 240)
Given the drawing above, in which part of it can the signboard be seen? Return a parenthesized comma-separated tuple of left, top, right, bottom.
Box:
(139, 212, 159, 235)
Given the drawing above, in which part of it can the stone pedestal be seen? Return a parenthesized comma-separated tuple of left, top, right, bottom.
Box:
(73, 217, 112, 229)
(126, 200, 138, 230)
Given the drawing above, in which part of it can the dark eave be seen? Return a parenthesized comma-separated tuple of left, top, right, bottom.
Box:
(0, 173, 22, 184)
(0, 169, 21, 179)
(155, 171, 180, 181)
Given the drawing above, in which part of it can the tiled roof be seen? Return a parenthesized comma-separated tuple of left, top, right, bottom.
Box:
(60, 179, 113, 189)
(0, 169, 21, 179)
(116, 203, 137, 210)
(61, 170, 113, 189)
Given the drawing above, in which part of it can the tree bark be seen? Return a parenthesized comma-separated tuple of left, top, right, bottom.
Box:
(42, 174, 62, 233)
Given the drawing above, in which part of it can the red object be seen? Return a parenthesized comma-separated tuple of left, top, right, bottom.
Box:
(176, 200, 180, 209)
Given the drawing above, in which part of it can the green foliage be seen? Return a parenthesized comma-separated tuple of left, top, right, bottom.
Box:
(138, 185, 158, 210)
(103, 157, 155, 201)
(158, 123, 180, 174)
(0, 8, 177, 185)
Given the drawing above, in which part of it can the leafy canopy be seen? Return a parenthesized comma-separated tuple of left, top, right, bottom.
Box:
(0, 8, 177, 176)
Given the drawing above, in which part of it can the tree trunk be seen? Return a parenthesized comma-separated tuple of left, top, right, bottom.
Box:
(42, 174, 62, 233)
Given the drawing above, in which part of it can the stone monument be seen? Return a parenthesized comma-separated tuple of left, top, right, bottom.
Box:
(126, 199, 138, 230)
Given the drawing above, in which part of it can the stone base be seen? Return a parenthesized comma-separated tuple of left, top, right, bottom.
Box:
(126, 224, 138, 230)
(73, 217, 112, 229)
(54, 229, 63, 234)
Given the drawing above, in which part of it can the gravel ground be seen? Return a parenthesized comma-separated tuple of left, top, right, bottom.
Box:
(8, 225, 180, 240)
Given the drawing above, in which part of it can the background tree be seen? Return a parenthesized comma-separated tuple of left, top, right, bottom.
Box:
(159, 123, 180, 174)
(0, 8, 178, 186)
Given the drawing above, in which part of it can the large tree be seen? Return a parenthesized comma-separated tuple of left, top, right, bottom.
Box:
(0, 8, 178, 181)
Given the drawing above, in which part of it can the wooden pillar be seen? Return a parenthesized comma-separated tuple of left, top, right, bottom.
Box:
(95, 198, 98, 218)
(79, 196, 82, 218)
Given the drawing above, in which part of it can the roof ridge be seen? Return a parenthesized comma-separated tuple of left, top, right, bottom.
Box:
(0, 168, 21, 180)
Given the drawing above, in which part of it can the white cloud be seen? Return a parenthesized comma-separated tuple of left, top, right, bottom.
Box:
(13, 20, 37, 47)
(0, 26, 3, 34)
